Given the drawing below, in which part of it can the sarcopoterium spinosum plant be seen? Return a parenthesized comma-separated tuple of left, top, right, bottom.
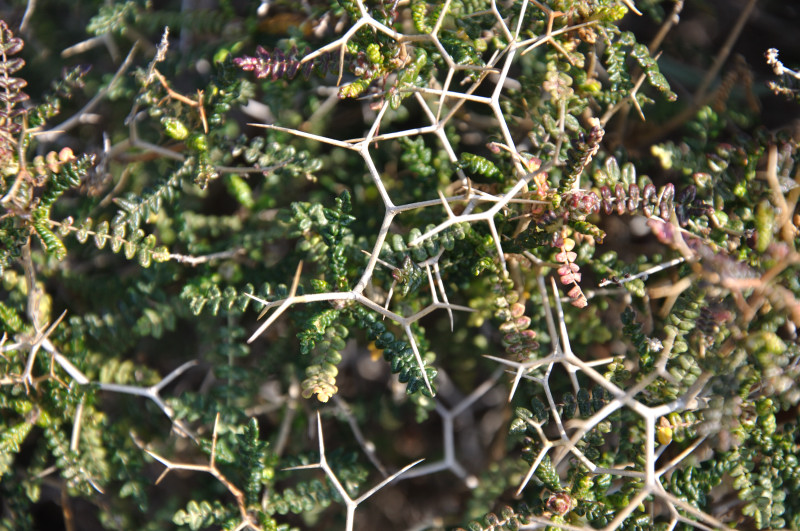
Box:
(1, 0, 799, 529)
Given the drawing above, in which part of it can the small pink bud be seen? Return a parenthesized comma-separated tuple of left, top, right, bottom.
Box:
(557, 264, 579, 276)
(554, 251, 577, 263)
(560, 272, 582, 284)
(547, 493, 573, 515)
(526, 156, 542, 171)
(514, 315, 531, 329)
(510, 302, 526, 318)
(571, 297, 588, 308)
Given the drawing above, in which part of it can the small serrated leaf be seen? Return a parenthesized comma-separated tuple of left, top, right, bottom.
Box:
(93, 220, 109, 249)
(124, 240, 136, 259)
(111, 223, 125, 253)
(137, 248, 152, 268)
(189, 297, 206, 315)
(77, 218, 92, 243)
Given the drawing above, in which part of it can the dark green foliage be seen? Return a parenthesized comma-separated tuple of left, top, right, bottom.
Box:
(629, 42, 676, 101)
(719, 399, 800, 529)
(389, 47, 430, 109)
(2, 1, 800, 530)
(399, 136, 435, 179)
(268, 477, 334, 515)
(114, 157, 192, 230)
(459, 153, 503, 183)
(182, 282, 257, 316)
(410, 1, 439, 34)
(351, 305, 437, 398)
(392, 255, 426, 296)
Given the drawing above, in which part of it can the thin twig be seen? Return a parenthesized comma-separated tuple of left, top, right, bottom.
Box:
(38, 44, 139, 144)
(639, 0, 758, 145)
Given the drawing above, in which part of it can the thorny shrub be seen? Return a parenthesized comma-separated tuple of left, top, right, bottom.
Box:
(1, 1, 799, 530)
